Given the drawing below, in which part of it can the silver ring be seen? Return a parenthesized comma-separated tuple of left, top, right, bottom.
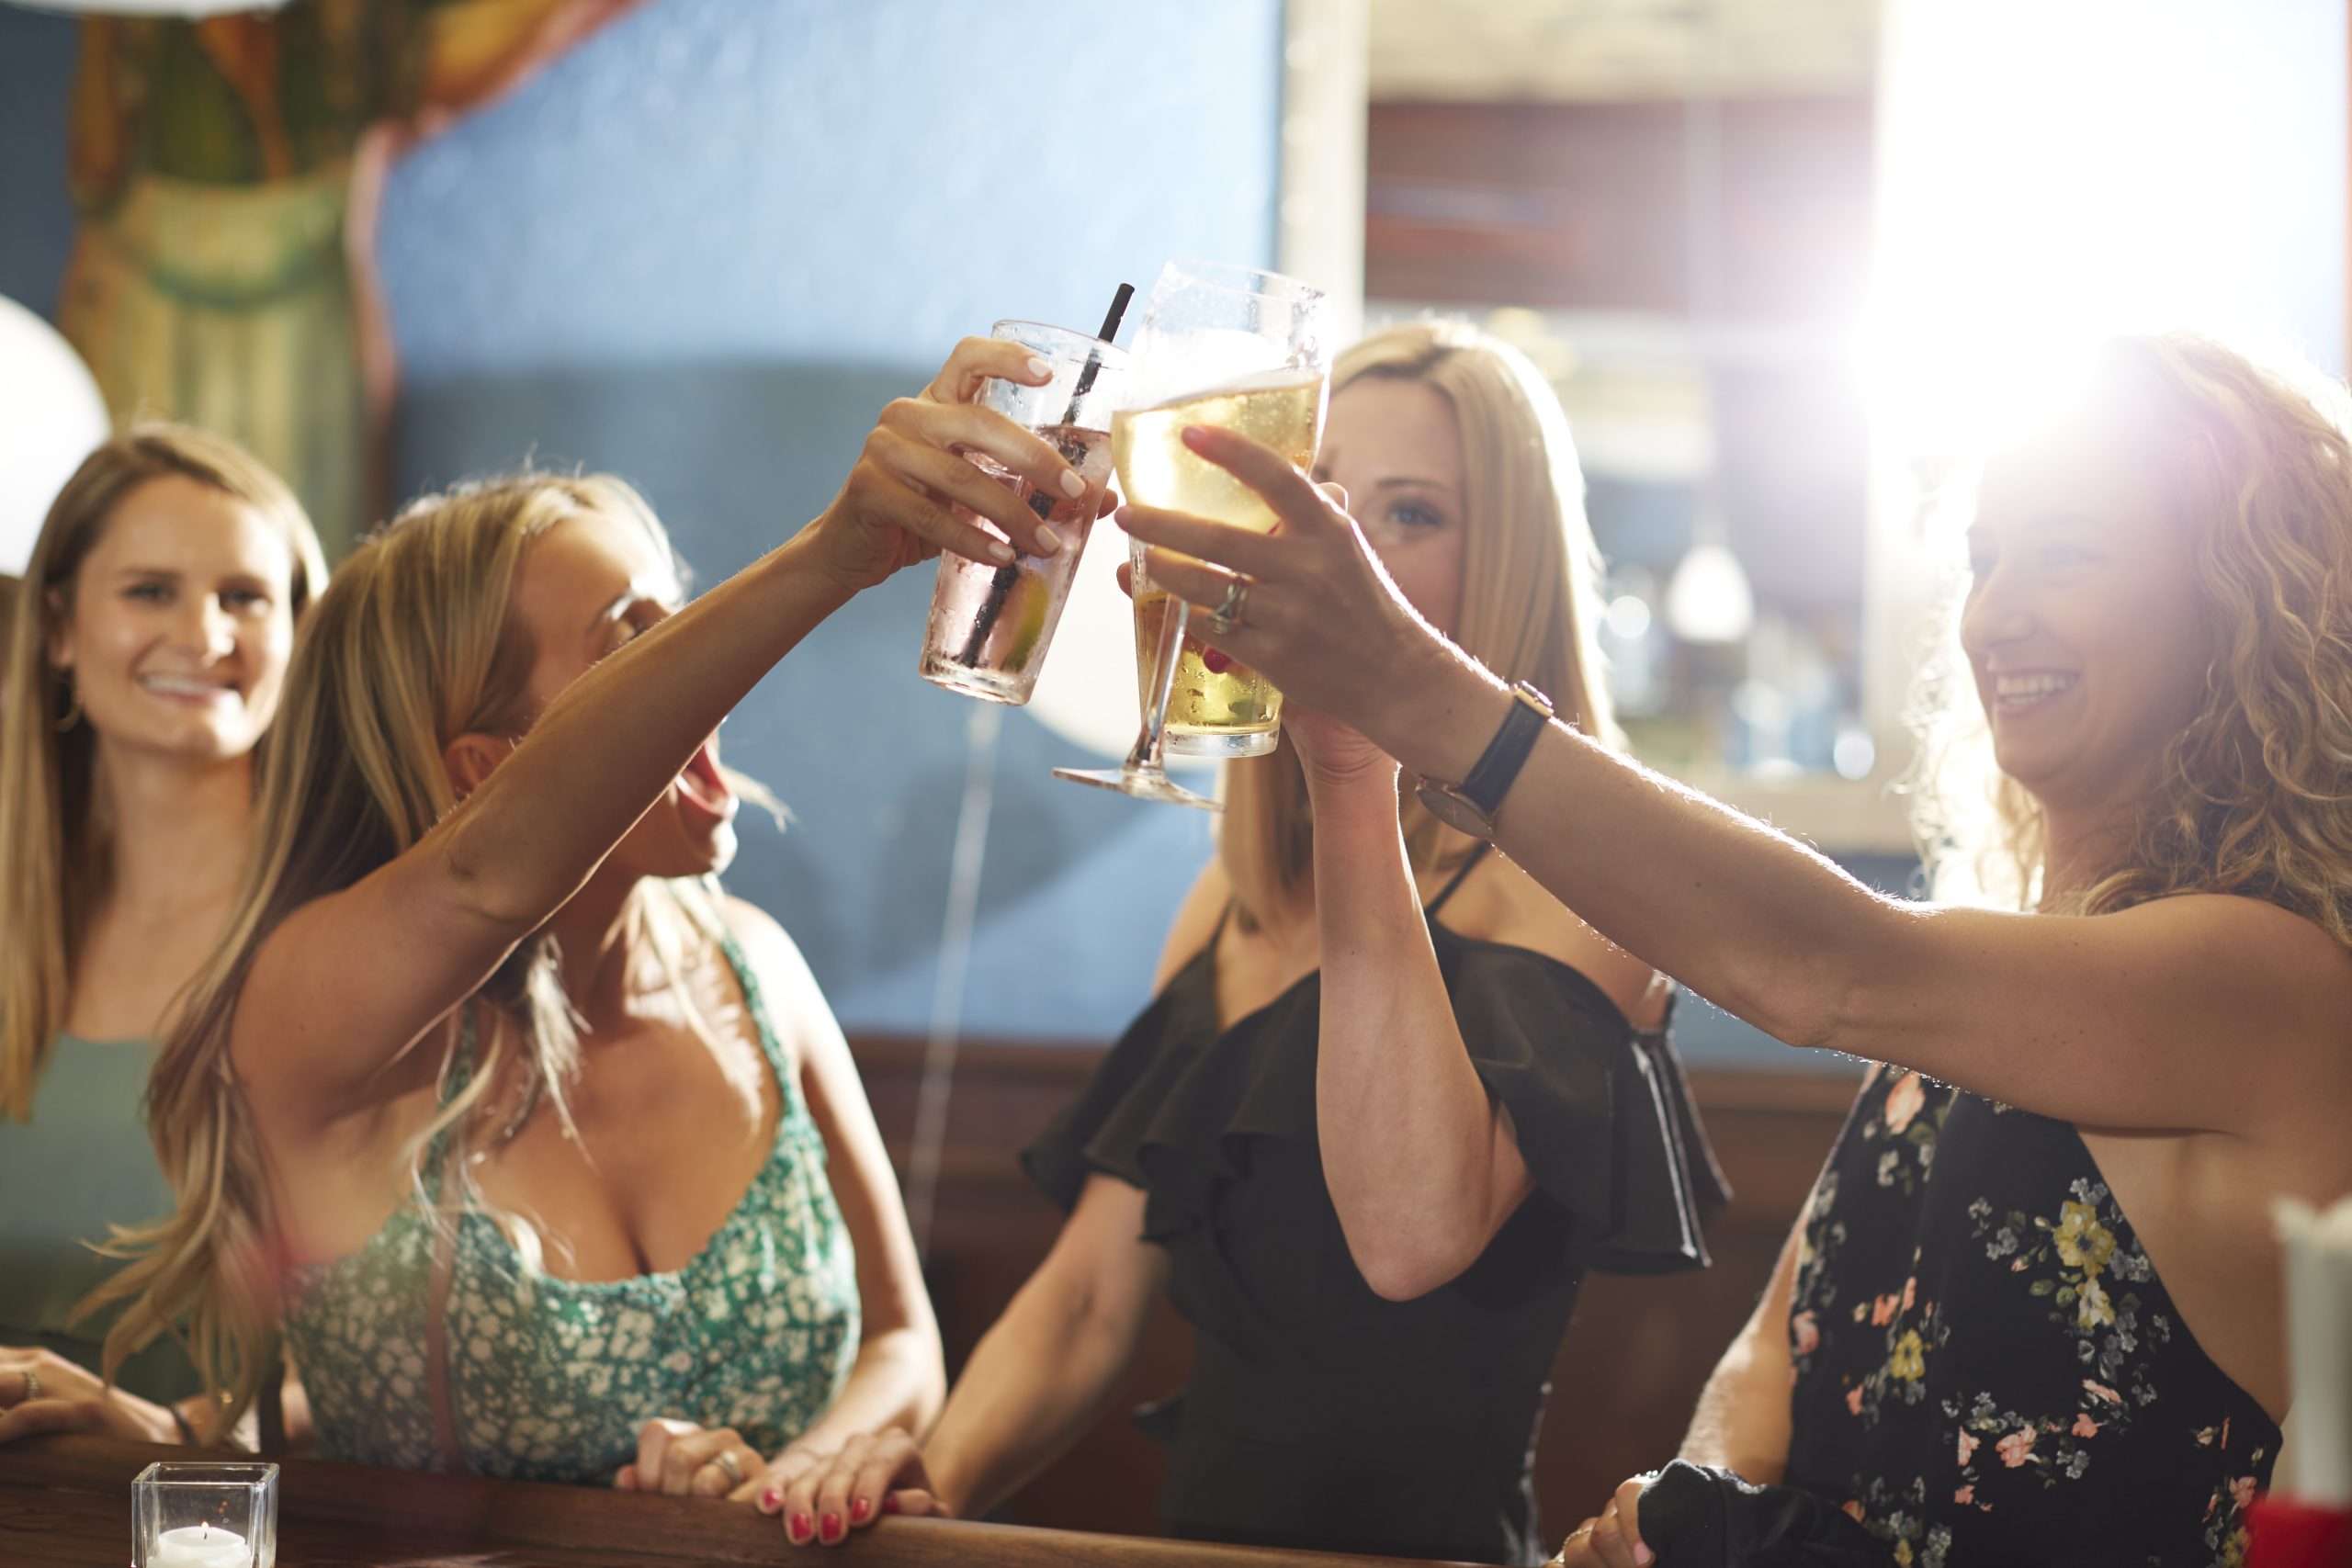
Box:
(20, 1368, 40, 1404)
(711, 1449, 745, 1485)
(1207, 575, 1251, 635)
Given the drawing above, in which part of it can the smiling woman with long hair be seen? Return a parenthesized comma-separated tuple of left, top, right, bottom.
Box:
(1114, 332, 2352, 1565)
(0, 338, 1088, 1492)
(786, 323, 1724, 1565)
(0, 425, 325, 1425)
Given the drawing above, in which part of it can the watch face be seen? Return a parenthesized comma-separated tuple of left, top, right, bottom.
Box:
(1413, 782, 1493, 840)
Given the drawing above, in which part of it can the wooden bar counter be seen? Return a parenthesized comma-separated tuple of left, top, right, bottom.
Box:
(0, 1434, 1473, 1568)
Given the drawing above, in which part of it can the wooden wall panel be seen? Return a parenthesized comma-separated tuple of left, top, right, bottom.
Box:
(851, 1036, 1862, 1547)
(1364, 98, 1875, 320)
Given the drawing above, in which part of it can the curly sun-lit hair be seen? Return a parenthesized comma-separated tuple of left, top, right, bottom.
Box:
(1911, 332, 2352, 949)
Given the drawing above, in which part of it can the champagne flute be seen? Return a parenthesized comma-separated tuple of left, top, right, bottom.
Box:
(1053, 261, 1329, 808)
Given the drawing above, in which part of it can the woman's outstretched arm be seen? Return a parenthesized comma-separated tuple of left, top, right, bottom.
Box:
(237, 339, 1089, 1125)
(771, 1175, 1170, 1544)
(769, 869, 1230, 1544)
(1117, 429, 2352, 1138)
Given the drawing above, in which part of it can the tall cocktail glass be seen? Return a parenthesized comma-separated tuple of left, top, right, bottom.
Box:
(919, 320, 1125, 705)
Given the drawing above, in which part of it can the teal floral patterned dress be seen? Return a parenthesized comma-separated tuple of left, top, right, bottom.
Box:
(279, 933, 860, 1481)
(1784, 1065, 2277, 1567)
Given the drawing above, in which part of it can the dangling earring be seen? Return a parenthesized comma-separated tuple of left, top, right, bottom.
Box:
(52, 673, 83, 733)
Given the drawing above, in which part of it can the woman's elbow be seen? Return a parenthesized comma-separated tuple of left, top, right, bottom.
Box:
(435, 815, 567, 937)
(1724, 940, 1871, 1056)
(1346, 1228, 1478, 1303)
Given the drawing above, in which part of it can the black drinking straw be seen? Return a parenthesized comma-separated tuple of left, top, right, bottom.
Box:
(956, 282, 1136, 668)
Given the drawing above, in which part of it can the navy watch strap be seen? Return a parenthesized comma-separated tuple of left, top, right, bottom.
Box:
(1457, 682, 1552, 816)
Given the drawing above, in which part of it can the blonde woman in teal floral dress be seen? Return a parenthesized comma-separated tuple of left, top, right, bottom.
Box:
(8, 339, 1094, 1499)
(1108, 332, 2352, 1567)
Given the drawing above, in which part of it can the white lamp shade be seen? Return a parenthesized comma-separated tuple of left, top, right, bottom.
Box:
(1665, 540, 1756, 646)
(0, 294, 111, 576)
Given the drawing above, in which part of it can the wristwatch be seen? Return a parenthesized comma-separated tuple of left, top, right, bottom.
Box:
(1413, 681, 1554, 840)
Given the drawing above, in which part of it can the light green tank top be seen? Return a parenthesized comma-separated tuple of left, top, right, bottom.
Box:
(278, 931, 861, 1481)
(0, 1034, 203, 1403)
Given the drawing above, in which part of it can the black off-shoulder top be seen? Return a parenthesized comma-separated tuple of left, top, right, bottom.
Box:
(1023, 848, 1730, 1565)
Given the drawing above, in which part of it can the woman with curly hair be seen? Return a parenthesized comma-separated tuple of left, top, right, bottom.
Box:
(1113, 332, 2352, 1566)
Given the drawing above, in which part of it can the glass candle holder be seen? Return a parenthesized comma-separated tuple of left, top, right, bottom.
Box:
(132, 1461, 277, 1568)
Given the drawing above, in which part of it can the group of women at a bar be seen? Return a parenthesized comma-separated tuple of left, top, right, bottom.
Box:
(1, 319, 2346, 1568)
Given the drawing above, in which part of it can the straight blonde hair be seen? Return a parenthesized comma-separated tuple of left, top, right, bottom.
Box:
(84, 472, 717, 1432)
(1221, 321, 1621, 930)
(0, 424, 325, 1120)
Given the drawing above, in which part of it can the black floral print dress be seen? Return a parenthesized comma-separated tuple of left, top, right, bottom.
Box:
(1783, 1066, 2278, 1568)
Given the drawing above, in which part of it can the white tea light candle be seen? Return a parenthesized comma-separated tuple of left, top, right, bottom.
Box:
(132, 1461, 277, 1568)
(151, 1522, 252, 1568)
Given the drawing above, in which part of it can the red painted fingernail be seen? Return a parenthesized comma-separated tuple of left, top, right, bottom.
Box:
(821, 1511, 843, 1541)
(1200, 646, 1234, 674)
(851, 1497, 871, 1525)
(882, 1495, 900, 1515)
(761, 1487, 780, 1512)
(789, 1511, 812, 1541)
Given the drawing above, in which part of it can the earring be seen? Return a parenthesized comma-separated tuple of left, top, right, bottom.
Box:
(52, 673, 82, 733)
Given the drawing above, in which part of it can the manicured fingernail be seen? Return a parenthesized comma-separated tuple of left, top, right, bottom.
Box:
(821, 1511, 843, 1542)
(788, 1512, 811, 1542)
(1027, 355, 1053, 379)
(1058, 468, 1087, 498)
(761, 1487, 780, 1512)
(1182, 423, 1212, 448)
(882, 1495, 900, 1515)
(989, 540, 1016, 563)
(851, 1497, 871, 1524)
(1635, 1548, 1655, 1566)
(1035, 524, 1062, 556)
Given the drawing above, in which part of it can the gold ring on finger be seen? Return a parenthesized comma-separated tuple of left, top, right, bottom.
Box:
(712, 1449, 745, 1486)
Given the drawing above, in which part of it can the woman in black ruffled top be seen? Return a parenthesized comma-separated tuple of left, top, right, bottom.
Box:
(782, 323, 1724, 1563)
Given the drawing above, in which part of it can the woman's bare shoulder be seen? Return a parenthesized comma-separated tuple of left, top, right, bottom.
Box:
(710, 891, 833, 1029)
(1438, 851, 1667, 1026)
(1153, 858, 1231, 995)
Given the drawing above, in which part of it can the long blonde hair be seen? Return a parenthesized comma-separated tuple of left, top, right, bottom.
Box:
(86, 472, 693, 1430)
(1221, 321, 1622, 929)
(0, 424, 325, 1120)
(1911, 332, 2352, 947)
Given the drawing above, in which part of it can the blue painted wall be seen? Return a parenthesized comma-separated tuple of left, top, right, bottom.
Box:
(0, 0, 1884, 1067)
(383, 0, 1276, 1046)
(0, 7, 77, 319)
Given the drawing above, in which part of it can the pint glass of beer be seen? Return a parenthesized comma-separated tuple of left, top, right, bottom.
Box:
(1115, 265, 1329, 760)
